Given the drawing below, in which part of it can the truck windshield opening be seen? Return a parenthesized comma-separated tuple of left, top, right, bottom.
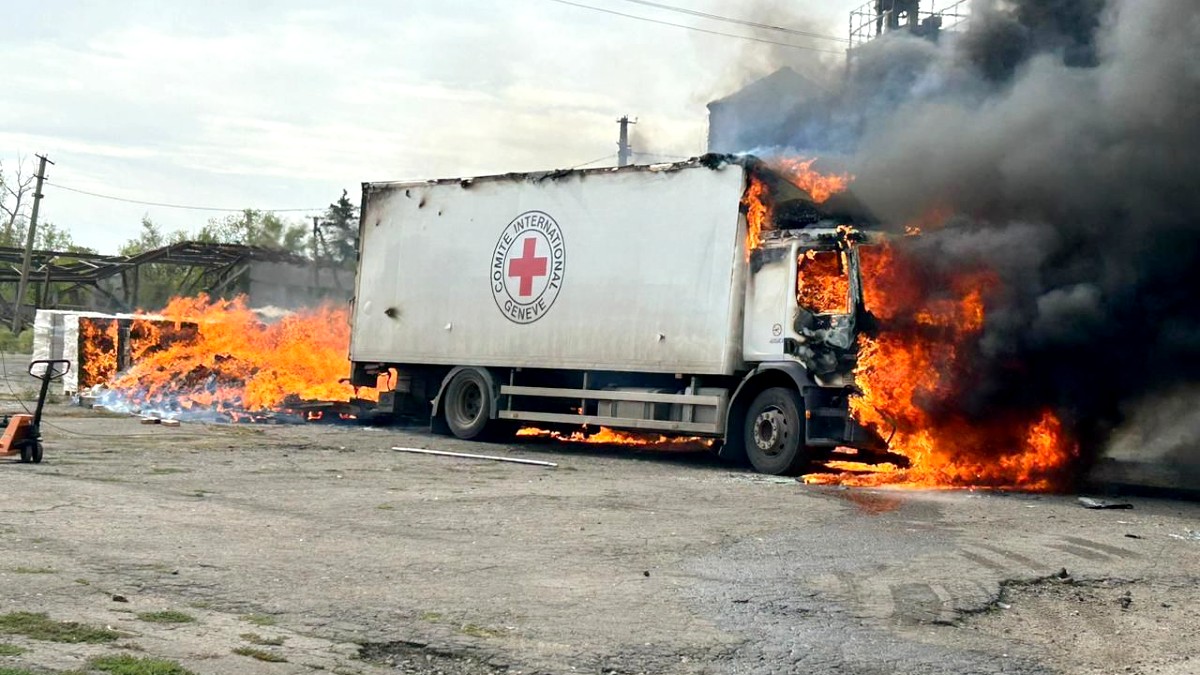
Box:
(797, 249, 849, 314)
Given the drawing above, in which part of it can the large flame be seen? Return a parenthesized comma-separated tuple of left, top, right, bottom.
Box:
(804, 242, 1078, 490)
(769, 157, 853, 203)
(79, 318, 119, 389)
(104, 295, 373, 418)
(742, 158, 852, 259)
(741, 175, 771, 259)
(797, 249, 850, 314)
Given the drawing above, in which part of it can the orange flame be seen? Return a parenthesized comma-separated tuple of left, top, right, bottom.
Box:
(769, 158, 853, 204)
(517, 426, 713, 451)
(742, 158, 852, 259)
(742, 175, 771, 259)
(797, 249, 850, 314)
(79, 318, 118, 389)
(105, 295, 375, 416)
(804, 243, 1078, 490)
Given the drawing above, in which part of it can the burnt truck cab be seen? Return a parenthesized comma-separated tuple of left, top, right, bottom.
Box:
(727, 224, 885, 474)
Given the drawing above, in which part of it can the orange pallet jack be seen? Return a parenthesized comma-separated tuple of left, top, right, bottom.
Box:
(1, 359, 70, 464)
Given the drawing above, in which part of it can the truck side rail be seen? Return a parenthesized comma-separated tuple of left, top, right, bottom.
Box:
(498, 382, 727, 436)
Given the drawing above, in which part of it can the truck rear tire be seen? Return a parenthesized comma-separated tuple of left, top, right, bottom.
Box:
(443, 369, 493, 440)
(744, 387, 808, 475)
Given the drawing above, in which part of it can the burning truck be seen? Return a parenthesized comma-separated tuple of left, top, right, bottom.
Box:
(79, 153, 1074, 489)
(348, 155, 895, 475)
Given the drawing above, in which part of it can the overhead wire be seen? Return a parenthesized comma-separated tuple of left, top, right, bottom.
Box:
(545, 0, 847, 54)
(612, 0, 851, 43)
(569, 154, 618, 169)
(632, 152, 692, 161)
(46, 180, 323, 213)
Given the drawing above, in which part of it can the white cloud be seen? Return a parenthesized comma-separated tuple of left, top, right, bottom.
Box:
(3, 0, 859, 252)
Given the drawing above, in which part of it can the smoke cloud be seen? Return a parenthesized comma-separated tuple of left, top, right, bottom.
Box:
(723, 0, 1200, 475)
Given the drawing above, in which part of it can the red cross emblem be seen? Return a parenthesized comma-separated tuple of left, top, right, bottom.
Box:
(507, 237, 548, 297)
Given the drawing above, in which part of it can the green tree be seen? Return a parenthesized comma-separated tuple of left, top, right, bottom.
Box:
(35, 221, 92, 253)
(318, 190, 358, 267)
(114, 216, 191, 310)
(198, 209, 309, 254)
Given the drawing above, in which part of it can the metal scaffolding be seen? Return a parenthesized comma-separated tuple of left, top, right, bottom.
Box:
(0, 241, 305, 325)
(849, 0, 971, 49)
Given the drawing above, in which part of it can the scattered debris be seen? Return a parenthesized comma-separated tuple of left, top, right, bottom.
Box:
(1118, 590, 1133, 610)
(140, 417, 161, 425)
(111, 594, 128, 603)
(161, 419, 181, 427)
(392, 447, 557, 468)
(1167, 530, 1200, 542)
(1124, 533, 1142, 539)
(1078, 497, 1133, 510)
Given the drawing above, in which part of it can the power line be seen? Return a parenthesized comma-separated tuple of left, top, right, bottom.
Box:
(46, 180, 323, 213)
(633, 152, 691, 161)
(613, 0, 850, 43)
(545, 0, 846, 54)
(569, 154, 617, 169)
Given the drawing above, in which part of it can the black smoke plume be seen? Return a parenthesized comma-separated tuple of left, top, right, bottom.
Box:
(725, 0, 1200, 477)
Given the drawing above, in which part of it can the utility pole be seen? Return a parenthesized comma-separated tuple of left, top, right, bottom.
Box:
(311, 216, 321, 291)
(12, 154, 53, 332)
(616, 116, 636, 167)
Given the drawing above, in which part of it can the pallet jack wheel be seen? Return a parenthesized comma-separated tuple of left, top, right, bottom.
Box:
(30, 440, 42, 464)
(17, 440, 33, 464)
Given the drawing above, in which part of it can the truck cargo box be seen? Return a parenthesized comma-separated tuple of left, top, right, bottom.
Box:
(351, 161, 750, 375)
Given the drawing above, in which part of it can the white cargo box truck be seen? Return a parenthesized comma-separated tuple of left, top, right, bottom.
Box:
(349, 155, 882, 475)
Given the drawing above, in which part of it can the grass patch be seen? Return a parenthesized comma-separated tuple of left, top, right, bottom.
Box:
(239, 633, 285, 646)
(238, 614, 276, 626)
(419, 611, 443, 623)
(458, 623, 505, 638)
(0, 643, 25, 655)
(136, 611, 195, 624)
(90, 654, 196, 675)
(0, 668, 40, 675)
(9, 567, 55, 574)
(375, 503, 395, 510)
(232, 646, 287, 662)
(0, 611, 122, 643)
(74, 578, 90, 586)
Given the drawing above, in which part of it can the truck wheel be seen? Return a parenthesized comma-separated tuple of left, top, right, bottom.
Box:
(443, 369, 493, 440)
(744, 387, 807, 475)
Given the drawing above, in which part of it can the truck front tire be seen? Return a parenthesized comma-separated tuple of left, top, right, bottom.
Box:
(744, 387, 808, 475)
(443, 369, 493, 440)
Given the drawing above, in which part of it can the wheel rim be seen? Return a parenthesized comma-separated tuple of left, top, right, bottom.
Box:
(753, 406, 788, 456)
(453, 381, 484, 426)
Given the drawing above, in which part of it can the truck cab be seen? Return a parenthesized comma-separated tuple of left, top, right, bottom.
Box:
(731, 225, 881, 474)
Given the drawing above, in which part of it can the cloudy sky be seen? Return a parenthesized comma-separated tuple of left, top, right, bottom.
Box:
(2, 0, 862, 252)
